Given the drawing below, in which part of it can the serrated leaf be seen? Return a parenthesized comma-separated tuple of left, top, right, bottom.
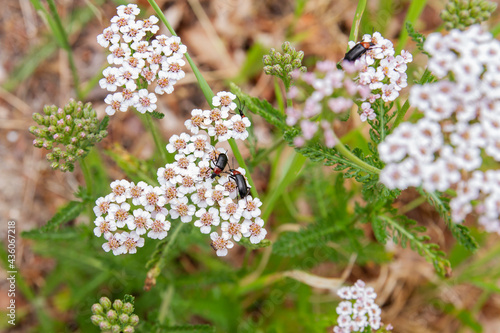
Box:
(273, 225, 344, 257)
(420, 189, 478, 252)
(406, 22, 428, 56)
(21, 228, 80, 240)
(372, 217, 388, 244)
(98, 115, 109, 132)
(230, 83, 288, 132)
(41, 200, 85, 232)
(151, 111, 165, 119)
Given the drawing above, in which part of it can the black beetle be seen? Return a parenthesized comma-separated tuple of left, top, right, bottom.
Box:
(344, 41, 374, 62)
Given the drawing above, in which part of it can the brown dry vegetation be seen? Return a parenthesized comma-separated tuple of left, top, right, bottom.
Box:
(2, 0, 500, 332)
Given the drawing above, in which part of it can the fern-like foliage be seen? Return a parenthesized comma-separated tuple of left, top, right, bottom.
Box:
(419, 189, 478, 252)
(373, 214, 451, 277)
(406, 22, 428, 56)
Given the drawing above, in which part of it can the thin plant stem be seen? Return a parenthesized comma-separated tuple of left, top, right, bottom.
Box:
(262, 152, 306, 221)
(349, 0, 367, 42)
(46, 0, 82, 100)
(145, 113, 167, 164)
(335, 137, 381, 174)
(79, 156, 94, 219)
(147, 0, 257, 195)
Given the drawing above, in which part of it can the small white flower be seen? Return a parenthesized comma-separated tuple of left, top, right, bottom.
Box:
(97, 27, 120, 48)
(140, 186, 167, 212)
(165, 36, 187, 59)
(116, 4, 140, 19)
(135, 89, 157, 113)
(108, 202, 134, 228)
(157, 163, 179, 186)
(241, 217, 267, 244)
(185, 109, 207, 134)
(94, 194, 113, 217)
(141, 15, 160, 34)
(102, 232, 123, 255)
(210, 232, 234, 257)
(212, 91, 237, 112)
(177, 167, 200, 194)
(110, 179, 131, 203)
(129, 209, 152, 235)
(94, 216, 117, 237)
(170, 197, 196, 223)
(164, 57, 186, 80)
(241, 197, 262, 219)
(155, 70, 177, 95)
(117, 231, 145, 254)
(104, 93, 127, 116)
(229, 115, 251, 140)
(187, 134, 210, 158)
(166, 133, 191, 154)
(191, 181, 214, 208)
(128, 181, 148, 206)
(219, 198, 243, 222)
(221, 221, 246, 242)
(107, 43, 131, 65)
(147, 213, 171, 239)
(121, 20, 146, 43)
(194, 207, 220, 234)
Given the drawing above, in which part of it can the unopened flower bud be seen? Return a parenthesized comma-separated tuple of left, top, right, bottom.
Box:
(129, 314, 139, 326)
(263, 55, 272, 65)
(32, 113, 44, 124)
(99, 320, 112, 330)
(91, 314, 104, 326)
(119, 313, 130, 324)
(111, 325, 121, 333)
(283, 53, 292, 64)
(91, 303, 104, 315)
(113, 299, 123, 311)
(282, 41, 291, 53)
(123, 326, 135, 333)
(122, 302, 134, 314)
(106, 309, 118, 321)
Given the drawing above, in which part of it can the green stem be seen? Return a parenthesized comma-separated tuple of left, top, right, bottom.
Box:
(335, 138, 381, 174)
(79, 157, 95, 220)
(159, 222, 184, 270)
(261, 152, 306, 221)
(46, 0, 82, 100)
(79, 157, 93, 196)
(349, 0, 367, 42)
(392, 68, 431, 130)
(148, 0, 257, 195)
(145, 114, 167, 163)
(395, 0, 428, 54)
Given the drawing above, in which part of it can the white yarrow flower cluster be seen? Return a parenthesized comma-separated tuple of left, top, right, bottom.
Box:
(93, 180, 166, 255)
(184, 91, 252, 142)
(286, 61, 371, 148)
(379, 25, 500, 233)
(346, 32, 412, 104)
(94, 90, 267, 256)
(97, 4, 187, 116)
(334, 280, 391, 333)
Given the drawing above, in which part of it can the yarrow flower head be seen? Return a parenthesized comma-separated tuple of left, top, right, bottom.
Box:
(93, 91, 267, 257)
(286, 60, 370, 148)
(440, 0, 497, 31)
(333, 280, 392, 333)
(29, 99, 108, 172)
(344, 32, 413, 104)
(97, 4, 187, 116)
(90, 295, 139, 333)
(378, 25, 500, 234)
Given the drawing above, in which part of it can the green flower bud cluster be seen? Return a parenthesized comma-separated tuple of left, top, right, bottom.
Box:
(29, 99, 108, 172)
(91, 297, 139, 333)
(263, 41, 307, 87)
(441, 0, 497, 30)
